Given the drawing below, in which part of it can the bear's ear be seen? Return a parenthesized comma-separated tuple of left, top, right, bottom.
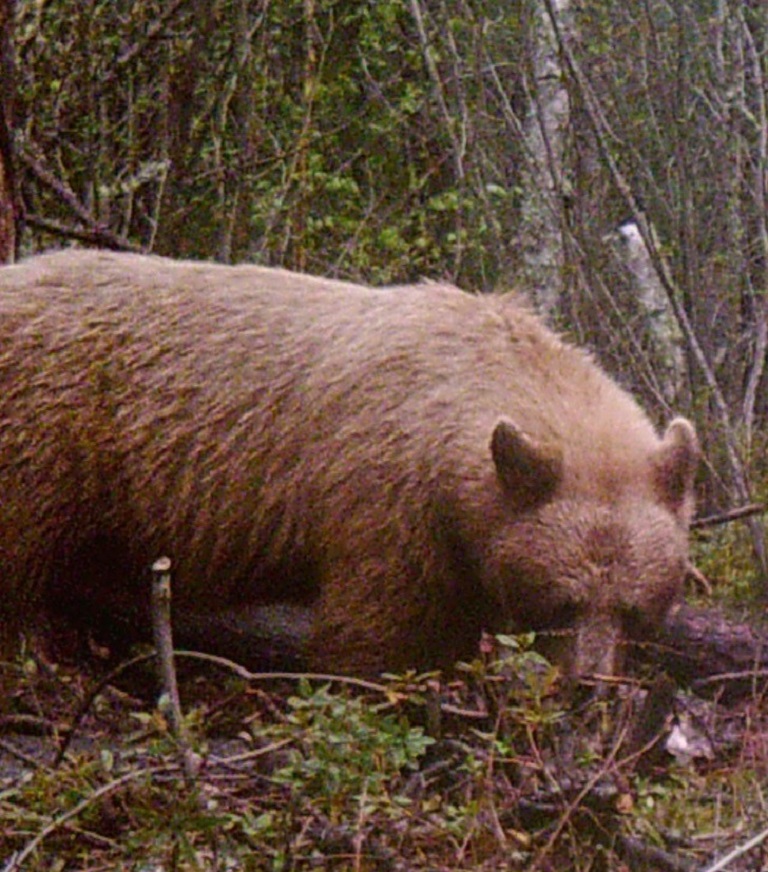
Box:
(491, 418, 563, 507)
(653, 417, 700, 522)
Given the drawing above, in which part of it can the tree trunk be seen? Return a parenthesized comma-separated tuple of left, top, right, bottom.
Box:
(519, 0, 571, 319)
(615, 220, 687, 408)
(0, 0, 17, 263)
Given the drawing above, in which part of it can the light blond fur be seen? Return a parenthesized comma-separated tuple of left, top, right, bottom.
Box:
(0, 250, 699, 676)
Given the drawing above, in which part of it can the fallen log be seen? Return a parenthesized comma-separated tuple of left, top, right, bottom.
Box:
(639, 602, 768, 700)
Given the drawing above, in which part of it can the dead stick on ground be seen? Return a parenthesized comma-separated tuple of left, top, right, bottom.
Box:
(2, 765, 172, 872)
(150, 556, 199, 783)
(691, 503, 765, 529)
(702, 824, 768, 872)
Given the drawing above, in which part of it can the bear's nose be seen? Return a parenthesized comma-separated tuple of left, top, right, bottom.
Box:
(570, 614, 624, 683)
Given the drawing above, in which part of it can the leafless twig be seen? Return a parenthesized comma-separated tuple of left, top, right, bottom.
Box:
(692, 504, 766, 530)
(150, 557, 200, 785)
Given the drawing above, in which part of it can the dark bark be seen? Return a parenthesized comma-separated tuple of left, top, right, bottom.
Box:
(173, 603, 314, 673)
(0, 0, 17, 262)
(640, 603, 768, 700)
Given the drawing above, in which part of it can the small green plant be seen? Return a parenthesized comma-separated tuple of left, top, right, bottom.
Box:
(268, 680, 434, 823)
(459, 632, 565, 747)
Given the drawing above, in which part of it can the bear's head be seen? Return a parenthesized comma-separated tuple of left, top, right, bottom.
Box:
(487, 418, 699, 680)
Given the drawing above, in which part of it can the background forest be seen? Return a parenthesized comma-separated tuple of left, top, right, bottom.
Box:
(2, 2, 768, 870)
(4, 0, 767, 589)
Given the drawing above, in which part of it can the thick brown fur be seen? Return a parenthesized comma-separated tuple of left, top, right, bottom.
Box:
(0, 250, 699, 677)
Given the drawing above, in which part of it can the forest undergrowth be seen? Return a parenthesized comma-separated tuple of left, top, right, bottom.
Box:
(2, 619, 767, 872)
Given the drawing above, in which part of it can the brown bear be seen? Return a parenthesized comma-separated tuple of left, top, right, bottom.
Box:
(0, 250, 699, 678)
